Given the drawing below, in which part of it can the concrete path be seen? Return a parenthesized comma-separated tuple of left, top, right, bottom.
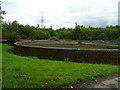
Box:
(65, 75, 120, 89)
(91, 76, 120, 88)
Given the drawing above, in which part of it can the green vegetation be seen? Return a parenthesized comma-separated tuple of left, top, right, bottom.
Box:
(0, 4, 6, 20)
(2, 21, 120, 43)
(5, 31, 20, 44)
(2, 44, 119, 88)
(31, 30, 50, 40)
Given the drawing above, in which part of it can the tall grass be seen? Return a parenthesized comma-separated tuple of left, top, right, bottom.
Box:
(2, 44, 119, 88)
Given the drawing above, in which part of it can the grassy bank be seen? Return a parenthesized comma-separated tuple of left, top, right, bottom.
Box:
(2, 44, 119, 88)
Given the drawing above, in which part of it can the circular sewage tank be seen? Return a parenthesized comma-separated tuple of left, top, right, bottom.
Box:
(14, 40, 120, 65)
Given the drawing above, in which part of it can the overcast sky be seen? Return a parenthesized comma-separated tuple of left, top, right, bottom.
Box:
(1, 0, 119, 29)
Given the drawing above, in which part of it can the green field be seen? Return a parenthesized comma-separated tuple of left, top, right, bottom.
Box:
(2, 44, 119, 88)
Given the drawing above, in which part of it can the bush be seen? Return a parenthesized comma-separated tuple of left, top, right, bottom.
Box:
(2, 32, 8, 39)
(111, 37, 120, 42)
(20, 34, 27, 39)
(115, 37, 120, 42)
(30, 30, 50, 40)
(6, 31, 20, 44)
(49, 36, 59, 41)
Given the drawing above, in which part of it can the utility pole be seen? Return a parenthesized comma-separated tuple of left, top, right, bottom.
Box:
(41, 12, 44, 28)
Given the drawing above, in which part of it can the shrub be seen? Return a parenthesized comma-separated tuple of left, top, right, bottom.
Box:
(6, 31, 20, 44)
(19, 34, 27, 39)
(30, 30, 50, 40)
(49, 36, 59, 41)
(112, 37, 120, 42)
(115, 37, 120, 42)
(2, 32, 8, 39)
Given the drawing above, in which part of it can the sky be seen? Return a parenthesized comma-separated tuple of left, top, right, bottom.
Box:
(1, 0, 119, 29)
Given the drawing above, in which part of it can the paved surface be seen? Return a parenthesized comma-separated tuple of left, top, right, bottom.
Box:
(91, 76, 120, 88)
(65, 75, 120, 89)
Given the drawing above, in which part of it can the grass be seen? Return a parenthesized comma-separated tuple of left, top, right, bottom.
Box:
(2, 44, 119, 88)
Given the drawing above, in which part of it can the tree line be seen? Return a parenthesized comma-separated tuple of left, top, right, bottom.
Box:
(2, 20, 120, 43)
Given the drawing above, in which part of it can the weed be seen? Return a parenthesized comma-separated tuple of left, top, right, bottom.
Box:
(64, 58, 69, 62)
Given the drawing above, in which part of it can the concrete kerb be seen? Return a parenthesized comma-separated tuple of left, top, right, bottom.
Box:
(14, 41, 119, 51)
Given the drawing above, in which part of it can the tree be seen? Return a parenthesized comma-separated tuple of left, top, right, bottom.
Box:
(98, 33, 107, 40)
(9, 21, 19, 32)
(60, 30, 72, 40)
(44, 31, 50, 39)
(30, 30, 50, 40)
(44, 28, 55, 37)
(37, 24, 40, 28)
(72, 25, 81, 40)
(0, 3, 6, 41)
(0, 5, 6, 20)
(6, 31, 20, 44)
(20, 25, 34, 38)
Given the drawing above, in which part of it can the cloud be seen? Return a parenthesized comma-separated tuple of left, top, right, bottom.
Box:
(1, 0, 119, 29)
